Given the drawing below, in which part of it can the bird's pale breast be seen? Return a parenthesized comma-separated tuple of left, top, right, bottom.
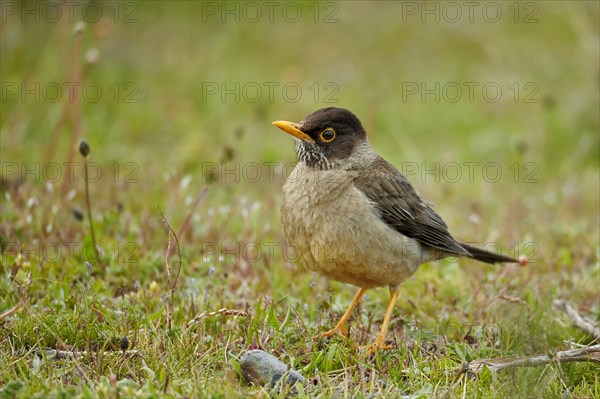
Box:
(281, 162, 423, 288)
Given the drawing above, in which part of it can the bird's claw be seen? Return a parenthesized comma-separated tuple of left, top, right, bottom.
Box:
(314, 323, 349, 340)
(361, 337, 393, 356)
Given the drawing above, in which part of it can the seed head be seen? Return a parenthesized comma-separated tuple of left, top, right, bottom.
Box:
(79, 140, 90, 157)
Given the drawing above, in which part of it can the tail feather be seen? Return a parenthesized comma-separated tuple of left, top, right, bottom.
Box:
(461, 243, 517, 264)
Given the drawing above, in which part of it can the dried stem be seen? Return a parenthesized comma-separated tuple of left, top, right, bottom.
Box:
(37, 349, 140, 360)
(467, 345, 600, 374)
(466, 299, 600, 375)
(0, 295, 26, 321)
(553, 299, 600, 343)
(185, 307, 250, 330)
(159, 207, 183, 330)
(62, 22, 84, 197)
(80, 142, 101, 266)
(166, 187, 207, 258)
(159, 208, 182, 288)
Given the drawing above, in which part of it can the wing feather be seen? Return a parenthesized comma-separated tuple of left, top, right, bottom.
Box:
(353, 157, 470, 257)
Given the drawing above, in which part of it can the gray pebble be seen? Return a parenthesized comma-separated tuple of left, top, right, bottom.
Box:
(239, 349, 305, 387)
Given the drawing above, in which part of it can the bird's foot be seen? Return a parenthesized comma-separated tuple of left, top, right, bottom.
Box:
(314, 322, 349, 340)
(361, 336, 392, 356)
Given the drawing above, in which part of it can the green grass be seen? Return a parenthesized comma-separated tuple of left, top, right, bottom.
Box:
(1, 1, 599, 398)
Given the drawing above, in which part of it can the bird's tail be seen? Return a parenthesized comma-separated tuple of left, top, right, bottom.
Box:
(461, 243, 518, 264)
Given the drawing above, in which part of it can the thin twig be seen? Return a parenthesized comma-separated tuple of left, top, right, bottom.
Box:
(497, 294, 529, 307)
(158, 207, 182, 289)
(166, 187, 208, 258)
(62, 22, 84, 197)
(553, 299, 600, 343)
(158, 207, 183, 330)
(467, 345, 600, 374)
(37, 349, 140, 360)
(0, 295, 26, 321)
(162, 370, 170, 394)
(185, 307, 250, 330)
(80, 141, 101, 266)
(83, 158, 100, 263)
(164, 230, 172, 281)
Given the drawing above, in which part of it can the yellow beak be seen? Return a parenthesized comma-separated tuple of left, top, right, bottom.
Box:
(272, 120, 314, 142)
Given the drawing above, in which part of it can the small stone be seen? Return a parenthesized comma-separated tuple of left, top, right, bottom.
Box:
(239, 349, 305, 388)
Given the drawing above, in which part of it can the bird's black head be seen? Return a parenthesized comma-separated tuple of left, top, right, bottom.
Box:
(273, 107, 370, 169)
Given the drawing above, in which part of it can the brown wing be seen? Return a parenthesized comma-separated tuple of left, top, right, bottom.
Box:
(353, 157, 470, 257)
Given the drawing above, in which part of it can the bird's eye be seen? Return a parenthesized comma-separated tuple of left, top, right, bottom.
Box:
(319, 128, 336, 143)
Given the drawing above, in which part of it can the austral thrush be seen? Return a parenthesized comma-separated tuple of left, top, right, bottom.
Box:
(273, 107, 522, 354)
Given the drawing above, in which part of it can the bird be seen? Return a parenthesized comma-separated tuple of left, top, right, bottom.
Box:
(272, 107, 524, 355)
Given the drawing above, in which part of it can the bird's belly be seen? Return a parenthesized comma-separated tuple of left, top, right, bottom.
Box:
(282, 166, 422, 288)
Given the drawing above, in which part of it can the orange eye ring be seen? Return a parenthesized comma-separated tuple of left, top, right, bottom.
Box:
(319, 128, 336, 143)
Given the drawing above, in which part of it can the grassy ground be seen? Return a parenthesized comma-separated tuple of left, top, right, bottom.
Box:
(1, 1, 599, 398)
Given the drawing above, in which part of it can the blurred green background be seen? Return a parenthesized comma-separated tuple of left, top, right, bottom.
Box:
(1, 1, 599, 397)
(3, 1, 598, 172)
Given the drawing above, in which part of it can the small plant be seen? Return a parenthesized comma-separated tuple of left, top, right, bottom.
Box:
(79, 139, 102, 267)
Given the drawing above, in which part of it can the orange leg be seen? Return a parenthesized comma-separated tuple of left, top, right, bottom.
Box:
(364, 286, 399, 355)
(316, 288, 367, 340)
